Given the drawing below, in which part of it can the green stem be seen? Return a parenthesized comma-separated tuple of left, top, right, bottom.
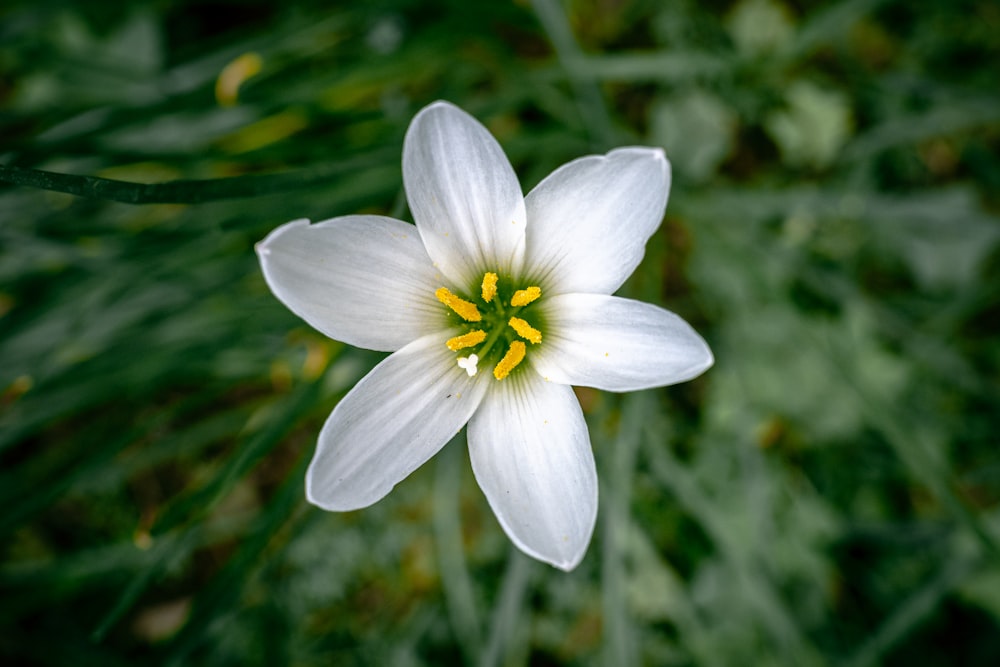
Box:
(0, 150, 393, 204)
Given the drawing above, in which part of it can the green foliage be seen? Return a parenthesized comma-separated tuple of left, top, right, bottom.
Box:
(2, 0, 999, 664)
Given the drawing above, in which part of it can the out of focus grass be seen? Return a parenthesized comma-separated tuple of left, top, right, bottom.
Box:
(2, 0, 999, 664)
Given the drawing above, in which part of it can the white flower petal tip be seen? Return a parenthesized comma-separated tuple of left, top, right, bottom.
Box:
(612, 145, 669, 167)
(469, 376, 598, 572)
(255, 217, 310, 256)
(694, 340, 715, 375)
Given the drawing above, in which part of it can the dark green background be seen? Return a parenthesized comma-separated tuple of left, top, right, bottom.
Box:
(2, 0, 999, 664)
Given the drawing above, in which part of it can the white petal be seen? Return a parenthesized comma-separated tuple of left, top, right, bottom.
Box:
(533, 294, 713, 392)
(307, 332, 489, 511)
(468, 373, 597, 571)
(524, 147, 670, 295)
(257, 216, 444, 352)
(403, 101, 526, 287)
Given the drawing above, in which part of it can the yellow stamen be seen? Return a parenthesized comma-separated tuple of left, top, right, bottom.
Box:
(508, 317, 542, 344)
(510, 286, 541, 307)
(446, 330, 487, 351)
(481, 272, 498, 302)
(493, 341, 526, 381)
(436, 287, 481, 322)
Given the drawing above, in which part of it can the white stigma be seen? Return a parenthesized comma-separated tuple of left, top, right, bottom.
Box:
(457, 354, 479, 377)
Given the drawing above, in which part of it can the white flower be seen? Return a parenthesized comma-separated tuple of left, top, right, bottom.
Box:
(256, 101, 713, 571)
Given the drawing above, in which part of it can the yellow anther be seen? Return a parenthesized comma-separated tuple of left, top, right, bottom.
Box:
(436, 287, 481, 322)
(510, 286, 541, 307)
(493, 341, 526, 381)
(508, 317, 542, 344)
(481, 272, 498, 302)
(446, 330, 487, 351)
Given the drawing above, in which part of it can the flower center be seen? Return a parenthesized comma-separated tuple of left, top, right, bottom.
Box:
(435, 272, 544, 381)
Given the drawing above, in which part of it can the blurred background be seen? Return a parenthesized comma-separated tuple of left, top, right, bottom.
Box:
(2, 0, 999, 664)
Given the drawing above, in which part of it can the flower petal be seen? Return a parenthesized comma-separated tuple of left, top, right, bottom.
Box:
(468, 372, 597, 571)
(257, 216, 443, 352)
(533, 294, 713, 392)
(524, 147, 670, 295)
(403, 101, 526, 287)
(307, 332, 489, 511)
